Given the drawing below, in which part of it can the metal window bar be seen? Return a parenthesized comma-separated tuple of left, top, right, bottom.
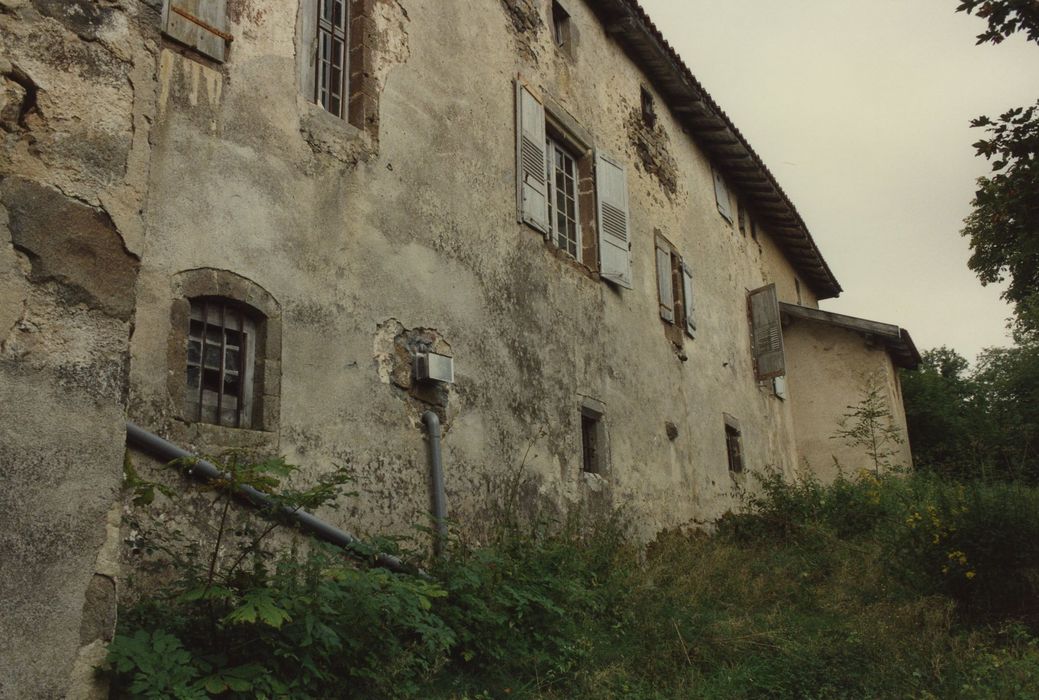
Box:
(187, 300, 249, 428)
(316, 0, 349, 118)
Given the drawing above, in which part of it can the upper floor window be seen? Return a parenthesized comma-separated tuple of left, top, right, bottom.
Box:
(515, 80, 633, 288)
(655, 233, 696, 345)
(186, 298, 258, 428)
(713, 167, 733, 225)
(551, 1, 573, 55)
(547, 137, 581, 259)
(315, 0, 349, 118)
(640, 86, 657, 128)
(725, 417, 744, 474)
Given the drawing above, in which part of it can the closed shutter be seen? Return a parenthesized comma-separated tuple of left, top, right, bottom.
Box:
(713, 167, 733, 223)
(596, 152, 633, 289)
(656, 242, 673, 322)
(682, 262, 696, 337)
(748, 283, 785, 380)
(515, 81, 549, 234)
(163, 0, 230, 62)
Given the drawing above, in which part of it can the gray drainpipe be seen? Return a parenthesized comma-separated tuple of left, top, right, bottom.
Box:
(422, 411, 448, 558)
(124, 422, 413, 575)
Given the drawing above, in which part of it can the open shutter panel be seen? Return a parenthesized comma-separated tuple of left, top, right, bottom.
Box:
(656, 243, 673, 322)
(596, 152, 633, 289)
(164, 0, 229, 62)
(515, 82, 549, 234)
(748, 283, 785, 380)
(713, 167, 733, 223)
(681, 262, 696, 337)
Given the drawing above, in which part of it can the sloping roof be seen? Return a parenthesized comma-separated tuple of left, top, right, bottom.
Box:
(584, 0, 843, 300)
(779, 302, 921, 369)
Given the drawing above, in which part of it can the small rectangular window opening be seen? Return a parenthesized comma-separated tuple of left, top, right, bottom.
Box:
(580, 407, 604, 474)
(737, 200, 747, 236)
(641, 86, 656, 128)
(795, 278, 803, 305)
(552, 1, 571, 49)
(315, 0, 349, 118)
(725, 422, 744, 474)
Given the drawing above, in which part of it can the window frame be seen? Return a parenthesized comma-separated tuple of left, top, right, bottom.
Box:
(186, 298, 258, 429)
(546, 135, 582, 261)
(315, 0, 350, 120)
(655, 233, 696, 345)
(724, 415, 744, 474)
(550, 0, 574, 57)
(579, 398, 607, 476)
(168, 269, 282, 438)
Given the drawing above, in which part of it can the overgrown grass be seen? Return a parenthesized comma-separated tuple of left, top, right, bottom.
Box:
(107, 469, 1039, 699)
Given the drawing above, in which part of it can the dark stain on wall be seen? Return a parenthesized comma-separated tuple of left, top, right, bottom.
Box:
(1, 177, 140, 320)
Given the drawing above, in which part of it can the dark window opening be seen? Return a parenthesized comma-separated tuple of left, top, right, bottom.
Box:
(725, 423, 744, 474)
(737, 200, 748, 236)
(552, 1, 571, 49)
(580, 407, 605, 474)
(316, 0, 349, 119)
(641, 86, 656, 128)
(795, 277, 803, 305)
(186, 298, 258, 428)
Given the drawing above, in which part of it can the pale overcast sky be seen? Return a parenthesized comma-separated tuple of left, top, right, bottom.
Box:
(637, 0, 1039, 362)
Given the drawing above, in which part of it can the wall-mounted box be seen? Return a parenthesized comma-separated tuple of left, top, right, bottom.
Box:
(414, 352, 454, 384)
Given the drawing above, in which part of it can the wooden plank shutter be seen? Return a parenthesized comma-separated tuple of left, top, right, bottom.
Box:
(713, 167, 733, 223)
(655, 242, 673, 322)
(163, 1, 230, 62)
(681, 261, 696, 337)
(596, 152, 633, 289)
(748, 283, 785, 380)
(515, 81, 549, 234)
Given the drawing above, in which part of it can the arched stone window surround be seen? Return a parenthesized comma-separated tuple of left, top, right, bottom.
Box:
(168, 268, 281, 433)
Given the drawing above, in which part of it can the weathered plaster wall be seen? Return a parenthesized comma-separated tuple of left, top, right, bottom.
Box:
(125, 0, 820, 550)
(0, 1, 157, 696)
(784, 320, 913, 481)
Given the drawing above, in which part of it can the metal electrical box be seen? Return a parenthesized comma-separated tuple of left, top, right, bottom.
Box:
(414, 352, 454, 384)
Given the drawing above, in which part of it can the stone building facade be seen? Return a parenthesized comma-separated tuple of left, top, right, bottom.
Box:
(0, 0, 918, 696)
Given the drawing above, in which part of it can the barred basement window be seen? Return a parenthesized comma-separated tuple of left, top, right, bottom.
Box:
(315, 0, 349, 119)
(186, 299, 258, 428)
(547, 137, 581, 259)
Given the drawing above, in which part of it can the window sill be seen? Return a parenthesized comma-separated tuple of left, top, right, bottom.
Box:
(299, 101, 372, 163)
(541, 237, 600, 283)
(168, 420, 278, 457)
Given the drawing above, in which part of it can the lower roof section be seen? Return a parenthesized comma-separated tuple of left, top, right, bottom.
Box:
(779, 302, 921, 369)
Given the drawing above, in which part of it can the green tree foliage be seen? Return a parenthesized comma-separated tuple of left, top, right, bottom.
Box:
(957, 0, 1039, 45)
(957, 1, 1039, 333)
(901, 344, 1039, 481)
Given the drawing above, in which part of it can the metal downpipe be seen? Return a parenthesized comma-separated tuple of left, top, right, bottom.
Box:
(422, 411, 448, 558)
(124, 422, 412, 575)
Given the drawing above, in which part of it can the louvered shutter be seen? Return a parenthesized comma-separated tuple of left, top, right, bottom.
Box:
(596, 152, 633, 289)
(656, 243, 673, 322)
(515, 81, 549, 234)
(163, 0, 229, 62)
(749, 283, 785, 380)
(713, 167, 733, 223)
(681, 262, 696, 338)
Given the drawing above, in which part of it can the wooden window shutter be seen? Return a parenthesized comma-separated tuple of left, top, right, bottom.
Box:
(595, 152, 633, 289)
(655, 242, 673, 322)
(515, 81, 549, 234)
(713, 167, 733, 224)
(681, 262, 697, 337)
(748, 283, 785, 380)
(163, 1, 230, 62)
